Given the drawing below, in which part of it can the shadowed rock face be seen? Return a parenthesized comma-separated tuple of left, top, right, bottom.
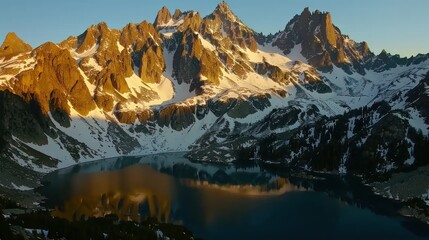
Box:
(49, 89, 71, 128)
(364, 49, 428, 73)
(0, 90, 48, 145)
(0, 32, 32, 59)
(406, 72, 429, 123)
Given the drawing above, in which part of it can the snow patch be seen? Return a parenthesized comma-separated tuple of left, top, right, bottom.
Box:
(408, 108, 429, 136)
(71, 44, 99, 60)
(287, 44, 308, 64)
(11, 182, 33, 191)
(117, 41, 125, 52)
(199, 34, 216, 51)
(78, 68, 97, 95)
(85, 58, 103, 71)
(25, 228, 49, 237)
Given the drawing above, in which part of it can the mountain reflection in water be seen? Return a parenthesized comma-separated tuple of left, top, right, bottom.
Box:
(181, 177, 305, 196)
(47, 159, 303, 223)
(38, 153, 429, 240)
(52, 165, 174, 222)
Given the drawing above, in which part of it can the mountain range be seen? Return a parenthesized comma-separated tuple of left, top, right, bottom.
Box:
(1, 2, 429, 207)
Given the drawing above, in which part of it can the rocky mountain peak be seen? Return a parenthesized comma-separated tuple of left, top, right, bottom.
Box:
(76, 22, 110, 54)
(34, 41, 61, 54)
(379, 49, 389, 57)
(0, 32, 32, 59)
(212, 1, 241, 24)
(176, 11, 202, 32)
(202, 1, 258, 52)
(120, 20, 160, 51)
(300, 7, 312, 20)
(215, 1, 233, 15)
(273, 7, 373, 74)
(173, 9, 182, 20)
(154, 6, 172, 27)
(292, 8, 336, 47)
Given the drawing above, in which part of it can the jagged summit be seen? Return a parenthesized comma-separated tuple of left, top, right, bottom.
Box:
(210, 1, 244, 25)
(302, 7, 311, 14)
(153, 6, 199, 32)
(279, 7, 339, 49)
(214, 1, 234, 15)
(272, 7, 373, 74)
(76, 22, 111, 53)
(0, 32, 32, 58)
(172, 9, 182, 20)
(202, 1, 259, 51)
(154, 6, 172, 27)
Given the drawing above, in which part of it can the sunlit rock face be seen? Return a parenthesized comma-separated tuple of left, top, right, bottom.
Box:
(0, 32, 32, 59)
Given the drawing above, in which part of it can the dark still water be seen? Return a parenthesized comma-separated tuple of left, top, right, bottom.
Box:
(37, 153, 429, 240)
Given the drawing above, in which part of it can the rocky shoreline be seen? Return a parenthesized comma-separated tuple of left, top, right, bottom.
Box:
(370, 164, 429, 224)
(0, 156, 45, 210)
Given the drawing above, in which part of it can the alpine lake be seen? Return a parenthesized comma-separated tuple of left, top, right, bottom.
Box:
(37, 152, 429, 240)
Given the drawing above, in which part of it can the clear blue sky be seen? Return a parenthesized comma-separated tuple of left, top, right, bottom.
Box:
(0, 0, 428, 57)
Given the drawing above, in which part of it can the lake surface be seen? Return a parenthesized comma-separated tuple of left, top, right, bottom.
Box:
(38, 153, 429, 240)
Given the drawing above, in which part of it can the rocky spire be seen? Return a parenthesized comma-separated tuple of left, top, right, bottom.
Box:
(300, 7, 311, 20)
(154, 6, 172, 27)
(213, 1, 239, 22)
(0, 32, 32, 58)
(76, 22, 109, 54)
(215, 1, 231, 13)
(172, 9, 182, 20)
(202, 1, 258, 51)
(320, 11, 337, 47)
(291, 8, 337, 48)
